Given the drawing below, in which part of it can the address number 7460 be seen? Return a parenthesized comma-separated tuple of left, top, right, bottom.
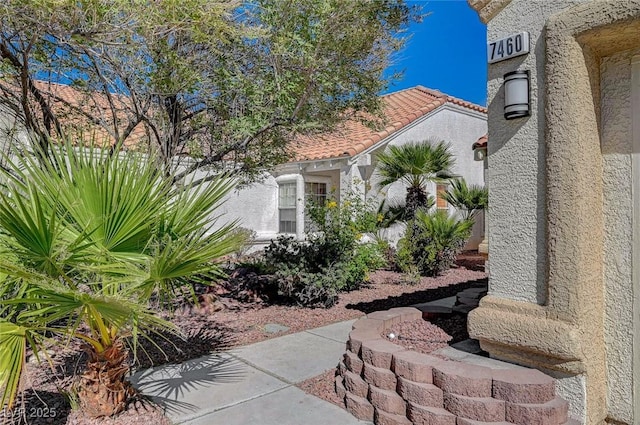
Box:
(487, 32, 530, 64)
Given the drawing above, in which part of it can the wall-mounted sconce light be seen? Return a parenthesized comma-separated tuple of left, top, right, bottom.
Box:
(504, 70, 530, 119)
(474, 148, 486, 161)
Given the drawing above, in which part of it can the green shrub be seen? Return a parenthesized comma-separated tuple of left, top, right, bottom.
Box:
(272, 265, 339, 308)
(354, 241, 386, 274)
(264, 235, 305, 269)
(305, 193, 378, 268)
(230, 227, 258, 259)
(259, 193, 384, 306)
(398, 210, 473, 277)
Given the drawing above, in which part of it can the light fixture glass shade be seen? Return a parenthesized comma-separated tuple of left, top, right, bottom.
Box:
(504, 70, 530, 119)
(474, 148, 486, 161)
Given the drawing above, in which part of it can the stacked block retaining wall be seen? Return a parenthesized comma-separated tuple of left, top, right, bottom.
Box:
(335, 307, 578, 425)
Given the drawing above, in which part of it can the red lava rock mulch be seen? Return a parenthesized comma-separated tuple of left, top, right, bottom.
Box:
(383, 318, 453, 355)
(4, 256, 485, 425)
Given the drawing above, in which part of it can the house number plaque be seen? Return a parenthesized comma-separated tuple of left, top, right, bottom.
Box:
(487, 32, 530, 64)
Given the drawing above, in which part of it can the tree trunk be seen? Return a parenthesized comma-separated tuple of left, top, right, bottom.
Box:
(405, 185, 428, 219)
(77, 340, 135, 418)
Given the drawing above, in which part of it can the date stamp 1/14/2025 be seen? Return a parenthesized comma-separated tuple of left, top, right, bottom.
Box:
(0, 406, 57, 421)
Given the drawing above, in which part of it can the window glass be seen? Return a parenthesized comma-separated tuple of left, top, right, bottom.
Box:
(305, 182, 327, 205)
(279, 182, 297, 233)
(279, 182, 297, 208)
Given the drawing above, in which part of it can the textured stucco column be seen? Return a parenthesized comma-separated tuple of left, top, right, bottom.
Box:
(467, 1, 640, 424)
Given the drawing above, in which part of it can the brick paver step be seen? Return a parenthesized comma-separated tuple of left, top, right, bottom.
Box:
(392, 350, 442, 383)
(444, 392, 506, 422)
(374, 408, 412, 425)
(386, 307, 423, 322)
(345, 391, 375, 422)
(343, 370, 369, 398)
(433, 361, 493, 397)
(407, 403, 456, 425)
(361, 338, 406, 369)
(505, 397, 569, 425)
(348, 327, 383, 355)
(396, 376, 443, 407)
(369, 385, 407, 416)
(367, 310, 405, 327)
(363, 361, 398, 391)
(492, 368, 556, 404)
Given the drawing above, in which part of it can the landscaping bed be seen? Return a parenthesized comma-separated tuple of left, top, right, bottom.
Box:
(3, 256, 485, 425)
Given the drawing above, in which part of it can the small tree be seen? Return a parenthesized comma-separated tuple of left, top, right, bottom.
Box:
(376, 140, 455, 219)
(0, 0, 420, 183)
(0, 140, 244, 416)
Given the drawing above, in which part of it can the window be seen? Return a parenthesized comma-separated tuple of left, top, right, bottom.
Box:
(305, 182, 327, 206)
(279, 182, 297, 233)
(304, 181, 328, 230)
(436, 183, 449, 211)
(278, 179, 329, 235)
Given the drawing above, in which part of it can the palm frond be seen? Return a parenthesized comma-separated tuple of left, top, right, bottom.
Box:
(164, 174, 237, 237)
(0, 137, 243, 408)
(141, 223, 244, 302)
(0, 321, 27, 409)
(440, 178, 488, 220)
(414, 209, 474, 246)
(376, 139, 455, 190)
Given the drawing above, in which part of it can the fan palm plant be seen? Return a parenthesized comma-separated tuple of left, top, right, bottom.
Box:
(376, 140, 455, 219)
(0, 141, 244, 417)
(440, 178, 488, 221)
(374, 196, 435, 229)
(398, 209, 473, 276)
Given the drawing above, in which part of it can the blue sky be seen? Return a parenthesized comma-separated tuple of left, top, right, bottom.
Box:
(384, 0, 488, 106)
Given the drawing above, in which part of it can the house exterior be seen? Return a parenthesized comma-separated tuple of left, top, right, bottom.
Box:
(467, 1, 640, 424)
(210, 86, 487, 248)
(0, 84, 486, 248)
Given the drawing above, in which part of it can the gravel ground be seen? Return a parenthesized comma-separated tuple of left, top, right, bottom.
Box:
(2, 254, 485, 425)
(383, 319, 453, 354)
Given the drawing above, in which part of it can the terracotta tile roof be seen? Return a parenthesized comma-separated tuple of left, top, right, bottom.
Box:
(291, 86, 487, 162)
(10, 80, 147, 147)
(473, 134, 488, 150)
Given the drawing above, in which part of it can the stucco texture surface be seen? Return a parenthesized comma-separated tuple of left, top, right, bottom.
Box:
(484, 0, 588, 305)
(468, 1, 640, 424)
(601, 48, 639, 424)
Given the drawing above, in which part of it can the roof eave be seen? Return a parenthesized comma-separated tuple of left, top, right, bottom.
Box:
(467, 0, 512, 24)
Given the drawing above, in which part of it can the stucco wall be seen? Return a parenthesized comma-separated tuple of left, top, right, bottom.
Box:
(0, 106, 31, 156)
(601, 48, 640, 424)
(189, 168, 280, 244)
(371, 106, 486, 203)
(486, 0, 588, 304)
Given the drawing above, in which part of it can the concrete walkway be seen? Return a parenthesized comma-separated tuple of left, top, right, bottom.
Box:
(130, 319, 371, 425)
